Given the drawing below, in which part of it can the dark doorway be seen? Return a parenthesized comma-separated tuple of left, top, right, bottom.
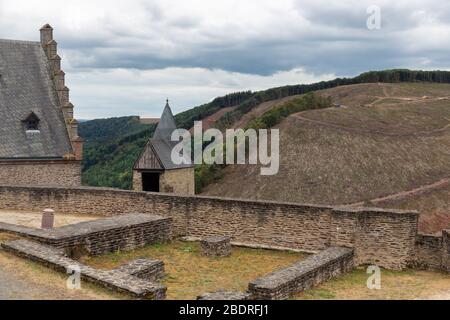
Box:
(142, 172, 160, 192)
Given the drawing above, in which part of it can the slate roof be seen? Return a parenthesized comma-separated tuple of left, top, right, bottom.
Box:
(136, 101, 193, 170)
(0, 39, 73, 159)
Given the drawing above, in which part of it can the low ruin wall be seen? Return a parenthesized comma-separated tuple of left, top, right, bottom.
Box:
(249, 247, 354, 299)
(0, 185, 419, 270)
(1, 239, 166, 299)
(0, 213, 172, 256)
(414, 234, 443, 269)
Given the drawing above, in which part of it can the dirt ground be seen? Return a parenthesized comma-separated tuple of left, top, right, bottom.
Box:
(0, 239, 121, 300)
(0, 210, 98, 228)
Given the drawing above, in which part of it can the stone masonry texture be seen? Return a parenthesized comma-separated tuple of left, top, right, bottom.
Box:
(248, 247, 355, 300)
(413, 233, 443, 269)
(115, 258, 165, 282)
(197, 291, 252, 300)
(0, 185, 419, 270)
(201, 236, 231, 257)
(0, 213, 172, 256)
(0, 161, 81, 187)
(133, 167, 195, 195)
(1, 239, 166, 299)
(159, 167, 195, 195)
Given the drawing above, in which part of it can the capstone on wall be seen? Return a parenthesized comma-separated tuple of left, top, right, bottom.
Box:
(0, 185, 419, 270)
(0, 161, 81, 187)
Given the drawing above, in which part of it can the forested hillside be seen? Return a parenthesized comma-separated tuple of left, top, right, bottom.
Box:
(79, 69, 450, 190)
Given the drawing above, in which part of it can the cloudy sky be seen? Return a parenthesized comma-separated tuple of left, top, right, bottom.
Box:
(0, 0, 449, 119)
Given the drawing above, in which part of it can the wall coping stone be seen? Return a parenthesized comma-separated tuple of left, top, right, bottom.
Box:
(249, 247, 354, 290)
(0, 184, 419, 217)
(0, 213, 170, 241)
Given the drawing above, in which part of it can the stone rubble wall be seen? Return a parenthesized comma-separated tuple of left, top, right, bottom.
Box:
(248, 247, 355, 300)
(159, 167, 195, 195)
(413, 233, 443, 269)
(115, 258, 165, 282)
(441, 230, 450, 272)
(1, 239, 166, 299)
(0, 161, 81, 187)
(0, 213, 172, 257)
(0, 185, 419, 270)
(200, 236, 231, 257)
(197, 291, 252, 300)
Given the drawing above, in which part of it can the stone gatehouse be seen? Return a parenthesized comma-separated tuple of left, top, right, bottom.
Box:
(0, 24, 83, 187)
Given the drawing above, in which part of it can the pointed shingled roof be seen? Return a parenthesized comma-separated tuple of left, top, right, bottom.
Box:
(134, 100, 193, 170)
(152, 99, 177, 141)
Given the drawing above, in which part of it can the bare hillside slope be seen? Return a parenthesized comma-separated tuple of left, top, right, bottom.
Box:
(202, 83, 450, 210)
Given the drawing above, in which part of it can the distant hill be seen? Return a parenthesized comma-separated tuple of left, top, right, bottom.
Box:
(202, 82, 450, 233)
(79, 69, 450, 191)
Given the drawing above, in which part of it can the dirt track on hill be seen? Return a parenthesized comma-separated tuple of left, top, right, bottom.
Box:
(347, 177, 450, 207)
(293, 113, 450, 137)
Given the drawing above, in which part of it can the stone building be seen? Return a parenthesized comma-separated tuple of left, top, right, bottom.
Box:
(133, 101, 195, 194)
(0, 24, 83, 187)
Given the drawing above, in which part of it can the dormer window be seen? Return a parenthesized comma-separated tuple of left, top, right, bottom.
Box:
(22, 112, 40, 131)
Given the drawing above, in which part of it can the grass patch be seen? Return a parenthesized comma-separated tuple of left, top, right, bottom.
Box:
(82, 240, 304, 300)
(296, 267, 450, 300)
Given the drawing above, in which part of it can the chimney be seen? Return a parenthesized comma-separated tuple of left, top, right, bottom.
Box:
(40, 24, 53, 47)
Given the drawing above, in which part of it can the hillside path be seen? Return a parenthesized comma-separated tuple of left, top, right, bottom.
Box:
(346, 177, 450, 207)
(292, 113, 450, 137)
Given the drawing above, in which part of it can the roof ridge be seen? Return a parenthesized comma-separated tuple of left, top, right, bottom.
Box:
(0, 38, 41, 45)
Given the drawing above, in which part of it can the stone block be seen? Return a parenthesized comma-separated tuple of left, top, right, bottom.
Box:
(201, 235, 231, 257)
(115, 258, 165, 282)
(197, 290, 251, 300)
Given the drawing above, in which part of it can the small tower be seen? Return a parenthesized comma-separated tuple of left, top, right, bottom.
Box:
(133, 100, 195, 194)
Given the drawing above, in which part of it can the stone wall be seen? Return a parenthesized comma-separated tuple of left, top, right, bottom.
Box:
(248, 247, 354, 300)
(414, 234, 443, 269)
(441, 230, 450, 272)
(0, 213, 172, 257)
(159, 167, 195, 195)
(0, 185, 419, 270)
(132, 170, 143, 191)
(133, 167, 195, 195)
(0, 160, 81, 187)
